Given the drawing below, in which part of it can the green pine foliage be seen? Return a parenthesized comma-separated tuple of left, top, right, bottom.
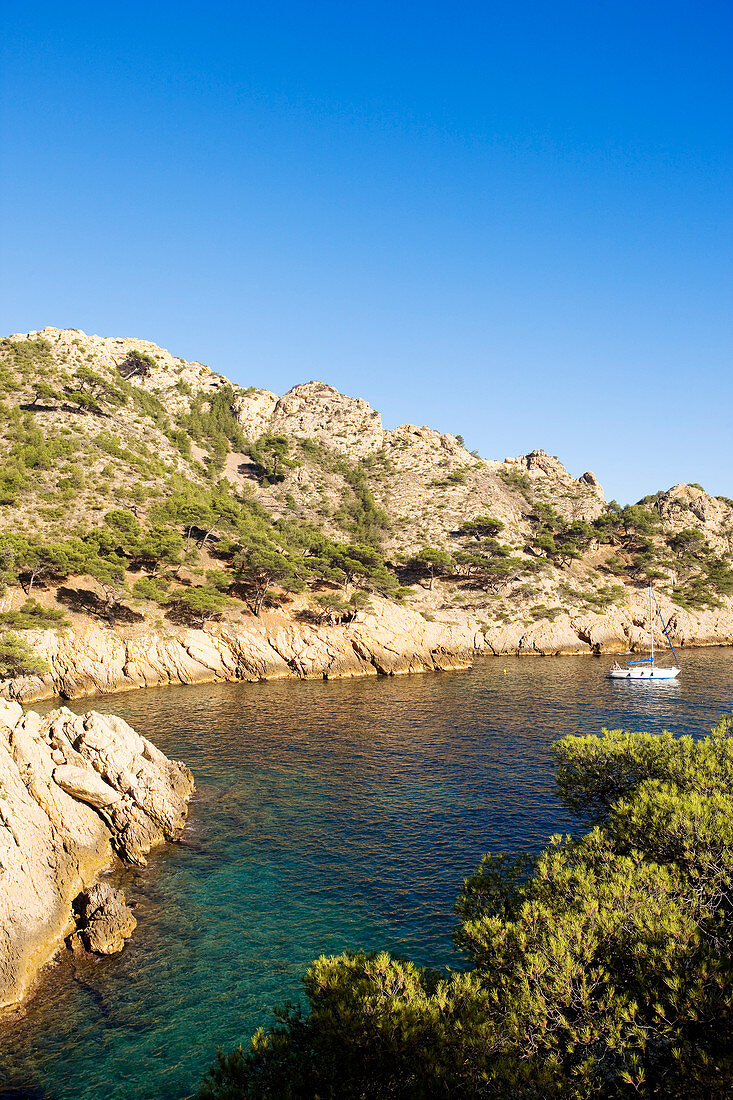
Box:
(182, 385, 247, 457)
(248, 434, 298, 483)
(131, 576, 171, 604)
(169, 584, 230, 626)
(588, 499, 733, 602)
(333, 463, 391, 548)
(497, 465, 532, 498)
(406, 547, 454, 589)
(0, 633, 49, 679)
(118, 348, 157, 379)
(201, 715, 733, 1100)
(2, 333, 733, 647)
(0, 599, 68, 630)
(0, 337, 53, 383)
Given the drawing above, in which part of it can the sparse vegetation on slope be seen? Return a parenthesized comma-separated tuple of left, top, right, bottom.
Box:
(1, 327, 733, 675)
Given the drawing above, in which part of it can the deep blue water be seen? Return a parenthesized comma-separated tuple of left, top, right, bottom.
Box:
(2, 649, 733, 1099)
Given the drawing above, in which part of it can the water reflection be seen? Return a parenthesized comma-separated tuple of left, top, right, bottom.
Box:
(2, 650, 733, 1099)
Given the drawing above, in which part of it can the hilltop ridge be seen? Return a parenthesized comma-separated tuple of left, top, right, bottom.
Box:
(0, 326, 732, 700)
(3, 326, 606, 554)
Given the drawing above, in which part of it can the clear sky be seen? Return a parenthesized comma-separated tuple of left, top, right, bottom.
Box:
(1, 1, 731, 504)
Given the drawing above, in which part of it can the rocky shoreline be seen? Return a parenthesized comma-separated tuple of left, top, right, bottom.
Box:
(3, 590, 733, 705)
(0, 701, 193, 1011)
(1, 589, 731, 1011)
(3, 596, 479, 703)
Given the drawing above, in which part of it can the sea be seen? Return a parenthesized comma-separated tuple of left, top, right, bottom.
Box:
(2, 648, 733, 1099)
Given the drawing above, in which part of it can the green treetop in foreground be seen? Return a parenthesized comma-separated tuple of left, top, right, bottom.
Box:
(200, 716, 733, 1100)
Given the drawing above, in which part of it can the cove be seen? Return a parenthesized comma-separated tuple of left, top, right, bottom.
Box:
(2, 649, 733, 1099)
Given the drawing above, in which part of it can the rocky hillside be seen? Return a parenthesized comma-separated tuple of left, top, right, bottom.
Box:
(0, 326, 732, 698)
(0, 327, 606, 555)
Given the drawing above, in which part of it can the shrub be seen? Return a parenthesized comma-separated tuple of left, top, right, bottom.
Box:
(182, 385, 247, 455)
(497, 465, 532, 497)
(201, 715, 733, 1100)
(131, 577, 170, 604)
(333, 463, 390, 549)
(406, 547, 454, 589)
(0, 599, 68, 630)
(169, 584, 228, 626)
(0, 633, 49, 678)
(118, 348, 157, 379)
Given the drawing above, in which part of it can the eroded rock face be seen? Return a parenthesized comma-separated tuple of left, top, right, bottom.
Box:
(3, 582, 733, 710)
(71, 882, 137, 955)
(15, 327, 225, 415)
(231, 379, 386, 456)
(1, 596, 477, 704)
(232, 388, 279, 439)
(53, 764, 121, 809)
(0, 703, 193, 1010)
(653, 483, 733, 556)
(271, 382, 384, 456)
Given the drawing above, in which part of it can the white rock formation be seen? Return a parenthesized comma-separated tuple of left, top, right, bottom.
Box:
(0, 701, 193, 1010)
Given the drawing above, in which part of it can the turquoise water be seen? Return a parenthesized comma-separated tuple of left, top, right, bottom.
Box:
(2, 649, 733, 1099)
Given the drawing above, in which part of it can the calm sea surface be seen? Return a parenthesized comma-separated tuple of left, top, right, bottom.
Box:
(2, 649, 733, 1099)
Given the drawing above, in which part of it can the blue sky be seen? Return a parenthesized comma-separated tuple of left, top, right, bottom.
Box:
(1, 1, 731, 504)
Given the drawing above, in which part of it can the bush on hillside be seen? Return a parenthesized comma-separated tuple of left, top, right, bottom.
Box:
(0, 633, 49, 679)
(0, 599, 68, 630)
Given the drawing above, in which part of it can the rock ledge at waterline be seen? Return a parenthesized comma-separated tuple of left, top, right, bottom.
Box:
(0, 700, 193, 1010)
(4, 590, 733, 704)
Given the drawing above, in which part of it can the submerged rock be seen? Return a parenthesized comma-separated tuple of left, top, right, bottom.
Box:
(0, 703, 193, 1010)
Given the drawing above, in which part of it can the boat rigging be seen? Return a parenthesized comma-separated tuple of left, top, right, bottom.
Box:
(608, 585, 680, 680)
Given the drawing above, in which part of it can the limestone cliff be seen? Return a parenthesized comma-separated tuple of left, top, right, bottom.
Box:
(0, 700, 193, 1010)
(0, 327, 610, 558)
(1, 586, 732, 708)
(3, 596, 477, 703)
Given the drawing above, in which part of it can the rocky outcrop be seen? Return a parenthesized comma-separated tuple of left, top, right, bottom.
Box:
(1, 596, 477, 703)
(653, 483, 733, 556)
(0, 701, 193, 1010)
(233, 381, 384, 456)
(232, 388, 279, 439)
(70, 882, 137, 955)
(14, 327, 227, 415)
(272, 381, 384, 456)
(504, 450, 605, 512)
(479, 592, 733, 656)
(4, 328, 733, 671)
(53, 763, 121, 808)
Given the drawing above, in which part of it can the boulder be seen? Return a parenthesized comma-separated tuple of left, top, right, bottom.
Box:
(72, 882, 137, 955)
(53, 764, 121, 809)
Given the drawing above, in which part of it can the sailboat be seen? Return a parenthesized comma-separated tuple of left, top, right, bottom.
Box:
(607, 585, 681, 680)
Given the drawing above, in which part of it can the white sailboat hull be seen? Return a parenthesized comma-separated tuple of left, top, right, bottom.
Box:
(608, 667, 680, 680)
(607, 586, 681, 681)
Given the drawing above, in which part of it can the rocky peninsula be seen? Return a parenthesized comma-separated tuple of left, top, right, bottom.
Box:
(0, 699, 193, 1010)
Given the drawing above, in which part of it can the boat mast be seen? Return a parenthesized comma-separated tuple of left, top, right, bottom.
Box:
(649, 584, 654, 667)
